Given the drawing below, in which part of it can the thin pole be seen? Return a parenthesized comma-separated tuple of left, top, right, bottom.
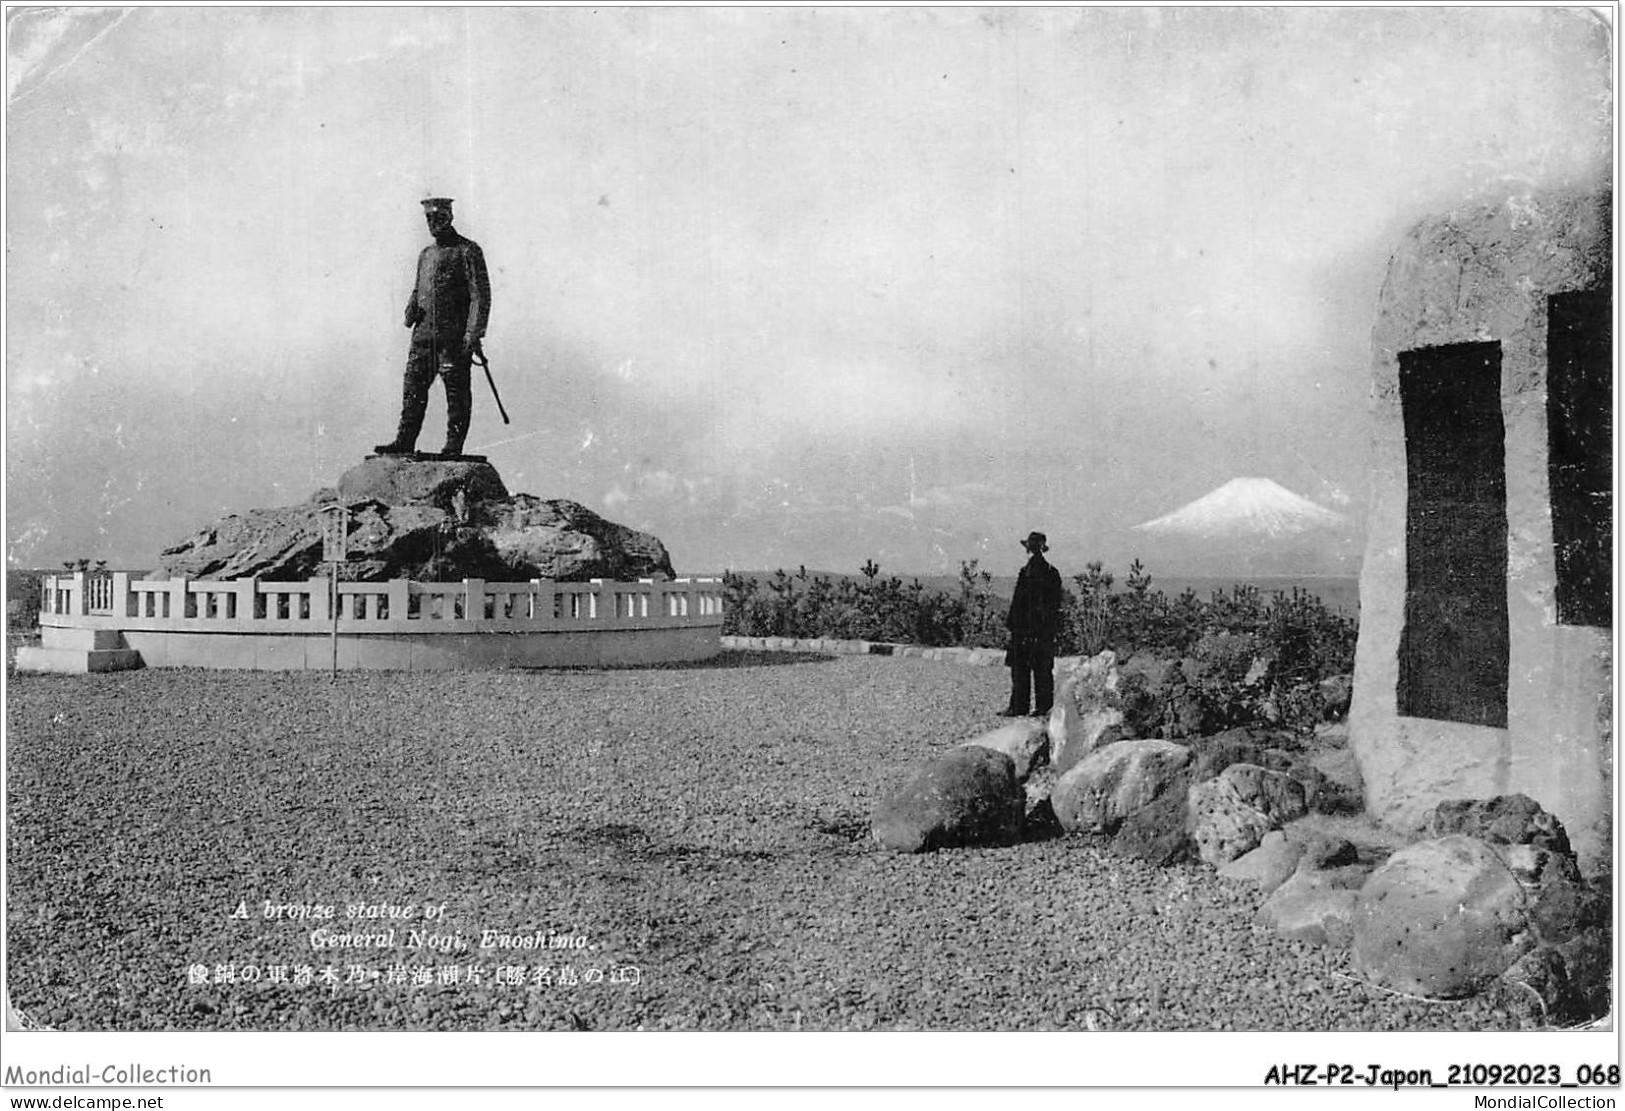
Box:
(330, 561, 339, 680)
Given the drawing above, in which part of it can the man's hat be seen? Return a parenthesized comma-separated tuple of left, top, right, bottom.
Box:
(1021, 531, 1048, 552)
(420, 197, 455, 213)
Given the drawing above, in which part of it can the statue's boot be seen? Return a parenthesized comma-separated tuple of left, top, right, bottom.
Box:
(376, 379, 431, 455)
(440, 373, 472, 457)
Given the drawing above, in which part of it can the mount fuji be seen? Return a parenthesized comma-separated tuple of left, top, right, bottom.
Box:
(1136, 477, 1349, 538)
(1128, 477, 1359, 576)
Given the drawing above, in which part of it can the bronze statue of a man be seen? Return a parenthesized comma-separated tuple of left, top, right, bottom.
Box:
(375, 197, 492, 457)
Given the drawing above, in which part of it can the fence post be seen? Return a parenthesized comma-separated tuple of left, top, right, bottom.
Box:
(111, 572, 131, 617)
(169, 576, 190, 621)
(308, 577, 330, 624)
(464, 578, 486, 622)
(389, 579, 410, 623)
(530, 579, 552, 624)
(235, 578, 258, 622)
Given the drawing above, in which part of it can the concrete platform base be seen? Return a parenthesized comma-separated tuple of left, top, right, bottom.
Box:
(14, 646, 145, 674)
(41, 627, 129, 651)
(114, 625, 719, 671)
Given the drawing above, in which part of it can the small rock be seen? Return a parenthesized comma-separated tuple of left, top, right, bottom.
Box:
(1187, 776, 1272, 867)
(1293, 832, 1360, 871)
(1218, 830, 1302, 892)
(1319, 674, 1353, 720)
(1527, 869, 1592, 947)
(1304, 747, 1365, 814)
(1501, 947, 1567, 1021)
(1257, 870, 1358, 948)
(1499, 842, 1581, 887)
(1220, 763, 1308, 825)
(1313, 719, 1351, 747)
(1022, 766, 1063, 838)
(959, 717, 1050, 783)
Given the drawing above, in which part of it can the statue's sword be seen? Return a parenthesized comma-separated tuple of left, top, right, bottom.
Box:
(470, 341, 510, 425)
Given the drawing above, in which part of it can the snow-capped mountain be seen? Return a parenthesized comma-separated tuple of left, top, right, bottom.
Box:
(1125, 477, 1359, 577)
(1135, 477, 1348, 539)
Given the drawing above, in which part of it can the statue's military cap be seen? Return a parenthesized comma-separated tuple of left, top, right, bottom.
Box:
(420, 197, 455, 214)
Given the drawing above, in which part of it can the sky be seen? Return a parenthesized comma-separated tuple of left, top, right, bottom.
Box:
(4, 6, 1613, 579)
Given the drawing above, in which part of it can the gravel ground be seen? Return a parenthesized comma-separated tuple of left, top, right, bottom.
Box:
(6, 651, 1528, 1031)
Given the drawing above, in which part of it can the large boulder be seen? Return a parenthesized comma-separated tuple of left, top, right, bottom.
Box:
(1427, 793, 1572, 856)
(1048, 651, 1131, 773)
(1111, 778, 1194, 865)
(871, 747, 1024, 853)
(1427, 795, 1603, 950)
(1051, 739, 1192, 835)
(153, 457, 676, 583)
(1351, 835, 1533, 999)
(486, 495, 677, 581)
(1349, 797, 1611, 1018)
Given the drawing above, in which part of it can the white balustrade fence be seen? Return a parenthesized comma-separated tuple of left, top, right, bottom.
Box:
(39, 572, 725, 634)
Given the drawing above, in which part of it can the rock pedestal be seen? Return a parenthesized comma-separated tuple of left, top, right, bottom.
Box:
(153, 456, 677, 583)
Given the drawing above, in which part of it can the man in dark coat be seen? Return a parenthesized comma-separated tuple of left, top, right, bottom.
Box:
(1002, 530, 1064, 717)
(375, 197, 492, 458)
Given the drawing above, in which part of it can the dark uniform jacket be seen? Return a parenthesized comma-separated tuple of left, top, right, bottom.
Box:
(1005, 554, 1064, 664)
(405, 233, 491, 348)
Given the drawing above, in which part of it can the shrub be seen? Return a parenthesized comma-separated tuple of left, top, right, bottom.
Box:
(8, 570, 44, 632)
(723, 561, 1011, 648)
(723, 560, 1357, 737)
